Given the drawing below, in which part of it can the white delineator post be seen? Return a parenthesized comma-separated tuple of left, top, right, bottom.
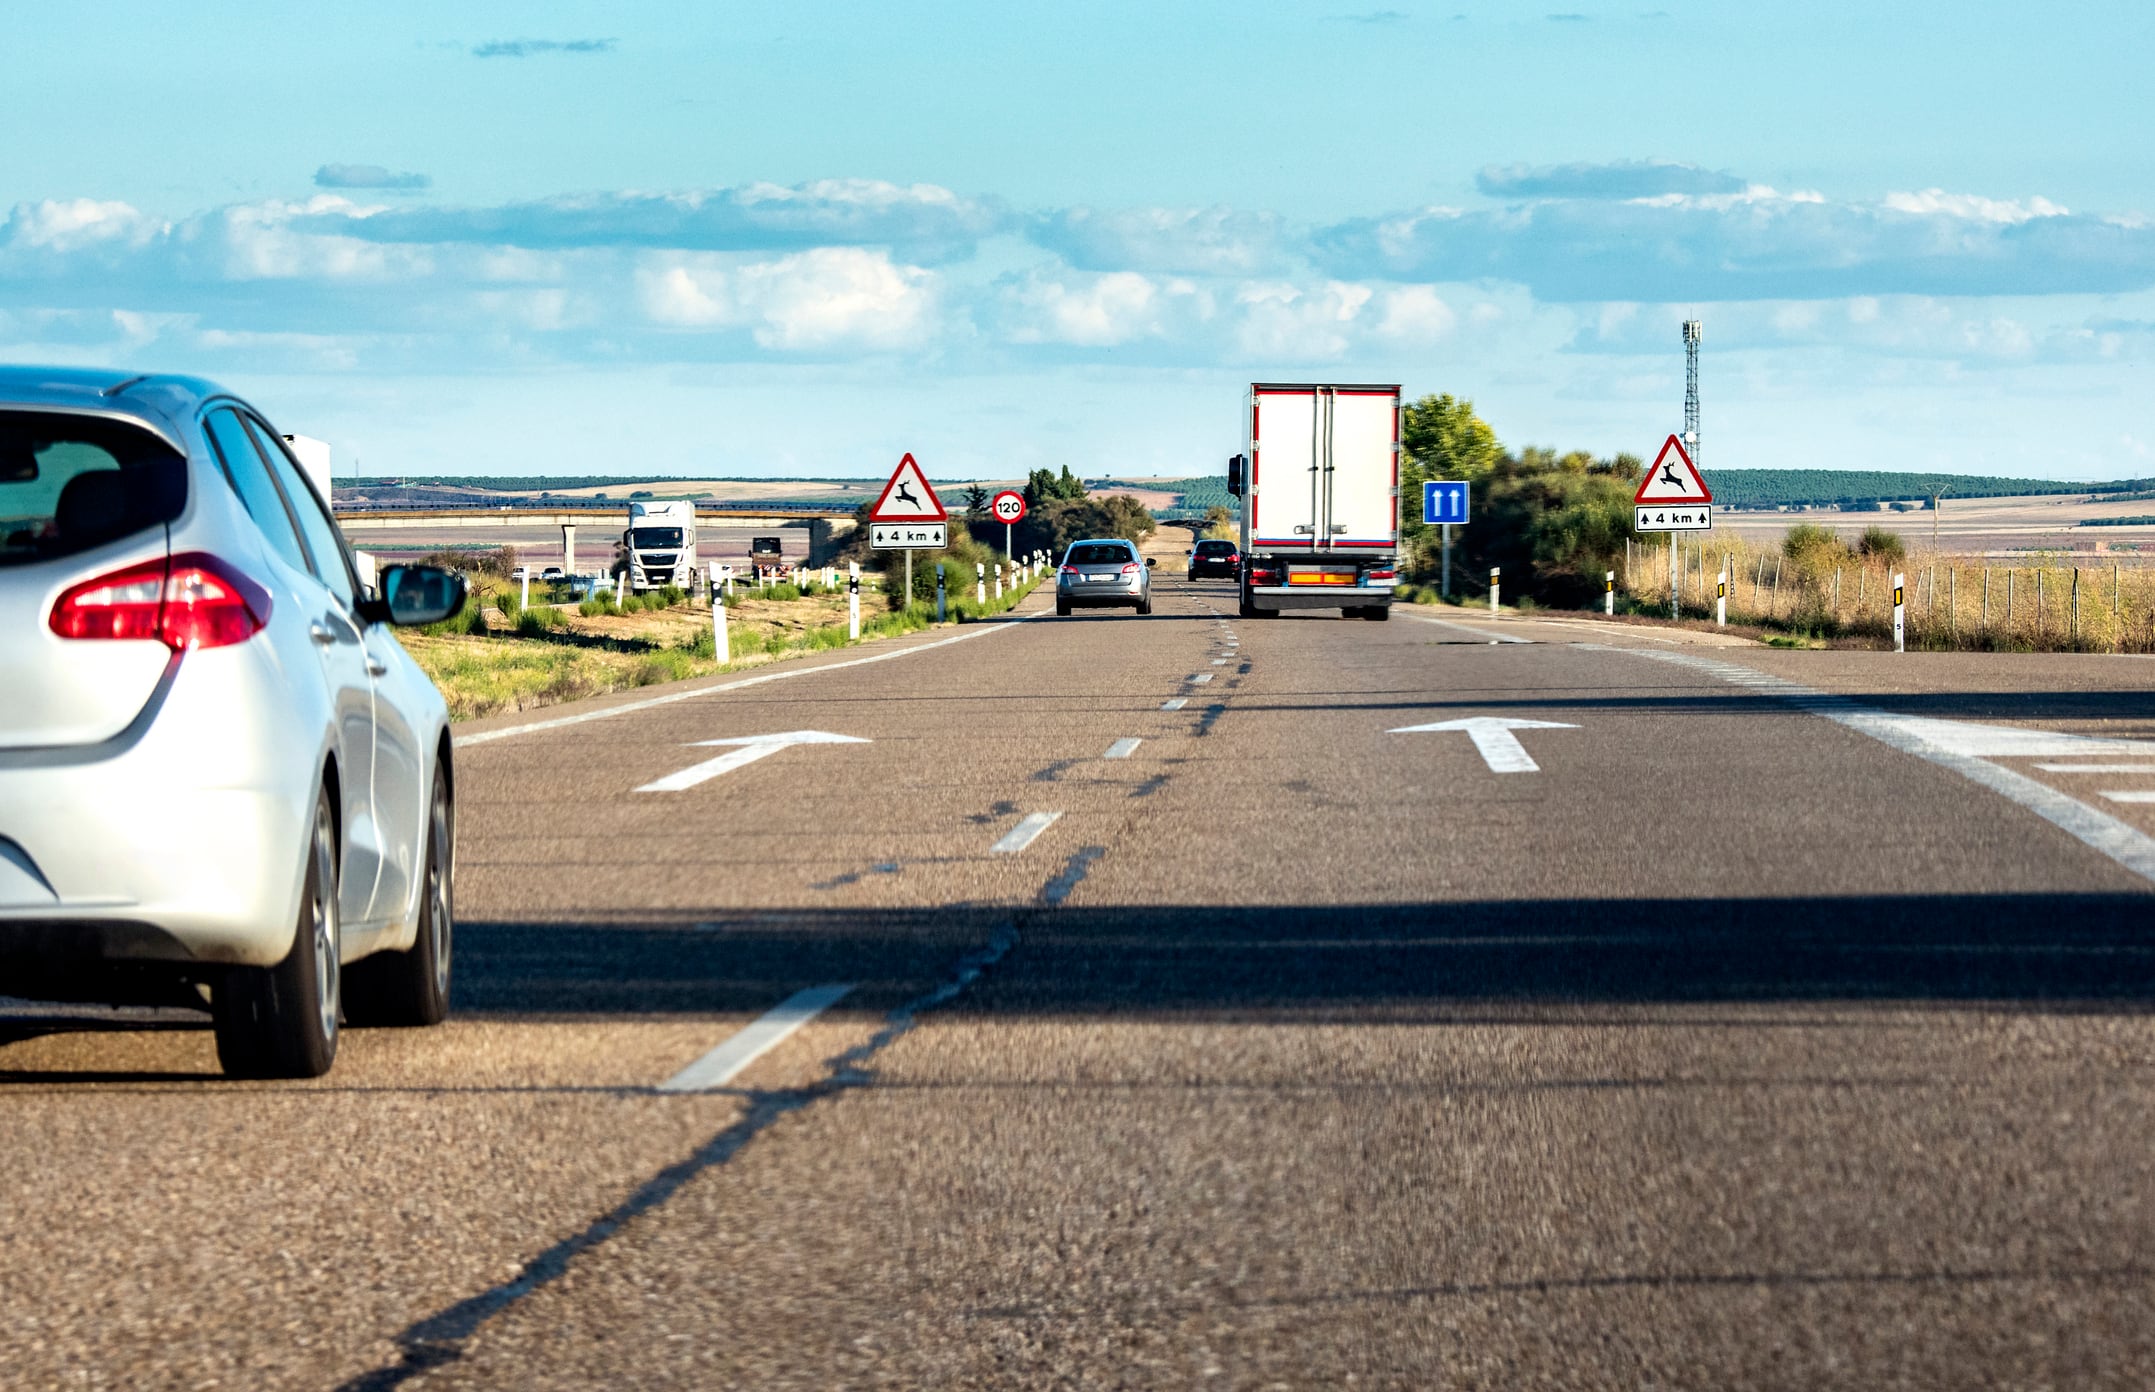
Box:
(710, 565, 729, 663)
(976, 562, 986, 606)
(1893, 571, 1906, 653)
(520, 568, 530, 610)
(1489, 566, 1500, 617)
(1715, 568, 1727, 627)
(994, 564, 1003, 601)
(1605, 570, 1615, 617)
(848, 562, 861, 641)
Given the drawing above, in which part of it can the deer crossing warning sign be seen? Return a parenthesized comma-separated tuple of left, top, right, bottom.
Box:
(1633, 435, 1712, 532)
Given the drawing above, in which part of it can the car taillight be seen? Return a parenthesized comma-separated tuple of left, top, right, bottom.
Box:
(1367, 567, 1396, 582)
(1060, 564, 1080, 576)
(50, 552, 272, 651)
(1120, 562, 1139, 574)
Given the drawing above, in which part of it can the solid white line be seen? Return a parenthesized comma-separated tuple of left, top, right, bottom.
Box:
(2102, 791, 2155, 804)
(1397, 613, 1532, 644)
(1103, 738, 1141, 759)
(1590, 646, 2155, 888)
(1160, 698, 1188, 711)
(990, 811, 1062, 854)
(657, 984, 853, 1092)
(2038, 764, 2155, 774)
(454, 613, 1038, 748)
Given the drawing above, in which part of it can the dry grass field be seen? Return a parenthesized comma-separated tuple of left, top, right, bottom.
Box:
(1714, 491, 2155, 559)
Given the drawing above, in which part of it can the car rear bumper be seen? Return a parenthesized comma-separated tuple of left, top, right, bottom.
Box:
(1247, 585, 1393, 610)
(0, 649, 314, 977)
(1189, 563, 1238, 577)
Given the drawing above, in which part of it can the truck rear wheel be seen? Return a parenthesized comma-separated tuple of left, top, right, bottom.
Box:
(1361, 604, 1391, 621)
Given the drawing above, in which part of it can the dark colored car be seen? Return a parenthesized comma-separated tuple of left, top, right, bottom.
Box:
(1187, 538, 1240, 580)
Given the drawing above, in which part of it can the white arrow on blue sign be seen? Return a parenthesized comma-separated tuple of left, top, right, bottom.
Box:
(1423, 480, 1470, 525)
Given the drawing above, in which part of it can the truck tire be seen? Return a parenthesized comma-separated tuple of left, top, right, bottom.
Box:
(343, 765, 453, 1027)
(1361, 604, 1391, 622)
(214, 785, 340, 1079)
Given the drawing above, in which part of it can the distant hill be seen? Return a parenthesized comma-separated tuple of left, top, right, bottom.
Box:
(1710, 470, 2155, 509)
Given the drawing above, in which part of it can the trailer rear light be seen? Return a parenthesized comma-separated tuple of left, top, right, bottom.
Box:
(1366, 567, 1396, 582)
(50, 552, 272, 650)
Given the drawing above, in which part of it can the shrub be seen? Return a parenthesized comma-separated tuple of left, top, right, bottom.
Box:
(1782, 522, 1852, 583)
(1857, 526, 1907, 563)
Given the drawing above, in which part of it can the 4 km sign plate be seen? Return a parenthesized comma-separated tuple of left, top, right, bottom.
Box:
(870, 522, 947, 549)
(1632, 435, 1711, 532)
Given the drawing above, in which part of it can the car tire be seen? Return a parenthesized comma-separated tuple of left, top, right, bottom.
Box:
(1137, 596, 1152, 615)
(1056, 598, 1071, 616)
(214, 784, 340, 1079)
(344, 764, 453, 1028)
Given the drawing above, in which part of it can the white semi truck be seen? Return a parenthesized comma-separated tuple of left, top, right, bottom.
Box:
(619, 499, 700, 594)
(1226, 382, 1401, 620)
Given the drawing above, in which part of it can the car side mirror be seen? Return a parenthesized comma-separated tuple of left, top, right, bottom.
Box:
(1227, 454, 1245, 497)
(366, 564, 466, 627)
(1146, 556, 1158, 568)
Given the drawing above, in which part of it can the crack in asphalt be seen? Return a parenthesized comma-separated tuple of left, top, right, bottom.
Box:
(336, 916, 1026, 1391)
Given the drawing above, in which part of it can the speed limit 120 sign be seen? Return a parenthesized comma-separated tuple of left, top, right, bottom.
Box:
(990, 490, 1027, 524)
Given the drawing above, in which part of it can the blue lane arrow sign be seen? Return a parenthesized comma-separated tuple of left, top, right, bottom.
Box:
(1424, 480, 1470, 525)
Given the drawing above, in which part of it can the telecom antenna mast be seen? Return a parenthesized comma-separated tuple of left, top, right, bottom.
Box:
(1681, 319, 1702, 468)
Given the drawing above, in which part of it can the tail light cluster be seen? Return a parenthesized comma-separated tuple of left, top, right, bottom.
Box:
(1366, 566, 1397, 583)
(49, 552, 272, 651)
(1119, 562, 1139, 575)
(1247, 563, 1282, 585)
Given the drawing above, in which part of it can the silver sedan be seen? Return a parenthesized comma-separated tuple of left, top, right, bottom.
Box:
(0, 368, 466, 1077)
(1055, 537, 1155, 615)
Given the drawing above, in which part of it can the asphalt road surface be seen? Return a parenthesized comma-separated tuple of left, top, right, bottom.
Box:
(7, 572, 2155, 1389)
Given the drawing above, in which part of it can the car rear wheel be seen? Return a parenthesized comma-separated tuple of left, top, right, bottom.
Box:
(1137, 596, 1152, 615)
(1056, 597, 1071, 616)
(214, 785, 340, 1079)
(344, 765, 453, 1027)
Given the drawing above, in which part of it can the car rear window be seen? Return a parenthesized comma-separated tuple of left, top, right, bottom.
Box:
(1068, 543, 1133, 565)
(1197, 541, 1236, 554)
(0, 411, 186, 568)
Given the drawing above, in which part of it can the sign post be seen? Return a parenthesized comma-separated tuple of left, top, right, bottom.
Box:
(991, 490, 1027, 560)
(1424, 481, 1469, 601)
(1631, 434, 1713, 619)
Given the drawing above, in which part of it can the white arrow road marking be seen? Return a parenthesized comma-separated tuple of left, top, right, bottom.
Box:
(1388, 717, 1581, 773)
(659, 984, 853, 1092)
(637, 730, 870, 793)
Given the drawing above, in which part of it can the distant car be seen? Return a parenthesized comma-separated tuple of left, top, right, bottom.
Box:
(540, 565, 564, 580)
(1056, 538, 1155, 616)
(0, 368, 468, 1079)
(1187, 538, 1240, 580)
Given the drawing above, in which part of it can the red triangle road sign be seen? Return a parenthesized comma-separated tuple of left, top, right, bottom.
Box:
(1634, 435, 1711, 505)
(868, 453, 948, 523)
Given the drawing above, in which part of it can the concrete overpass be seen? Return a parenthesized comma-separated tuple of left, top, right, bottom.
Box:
(333, 506, 860, 566)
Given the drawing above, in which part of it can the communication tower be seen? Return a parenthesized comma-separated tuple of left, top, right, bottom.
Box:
(1681, 320, 1702, 466)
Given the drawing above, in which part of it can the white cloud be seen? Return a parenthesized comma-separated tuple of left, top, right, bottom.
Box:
(1001, 270, 1208, 347)
(6, 198, 162, 252)
(641, 247, 937, 351)
(1232, 281, 1373, 359)
(1883, 189, 2069, 223)
(1371, 285, 1455, 345)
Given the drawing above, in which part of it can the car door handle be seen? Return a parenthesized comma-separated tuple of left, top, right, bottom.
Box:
(309, 622, 337, 646)
(366, 656, 388, 677)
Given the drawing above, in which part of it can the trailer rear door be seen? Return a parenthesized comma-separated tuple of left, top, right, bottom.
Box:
(1247, 385, 1398, 553)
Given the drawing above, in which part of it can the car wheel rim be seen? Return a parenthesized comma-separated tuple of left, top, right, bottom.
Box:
(311, 807, 339, 1045)
(427, 782, 452, 998)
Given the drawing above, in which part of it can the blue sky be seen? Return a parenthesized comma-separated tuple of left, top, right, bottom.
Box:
(3, 0, 2151, 480)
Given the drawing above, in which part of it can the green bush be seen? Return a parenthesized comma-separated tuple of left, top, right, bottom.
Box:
(1857, 526, 1907, 563)
(1782, 523, 1852, 583)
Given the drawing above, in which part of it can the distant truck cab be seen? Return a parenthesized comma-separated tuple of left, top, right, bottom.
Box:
(748, 535, 787, 582)
(1228, 383, 1400, 621)
(620, 499, 699, 594)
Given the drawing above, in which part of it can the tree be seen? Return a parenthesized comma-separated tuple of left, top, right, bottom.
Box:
(1399, 394, 1503, 576)
(964, 484, 988, 516)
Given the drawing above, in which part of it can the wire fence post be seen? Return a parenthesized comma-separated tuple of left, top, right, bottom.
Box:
(2071, 567, 2081, 648)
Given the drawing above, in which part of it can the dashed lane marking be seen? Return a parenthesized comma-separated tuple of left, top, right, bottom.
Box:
(658, 984, 854, 1092)
(1161, 698, 1188, 711)
(1188, 673, 1214, 684)
(1103, 738, 1142, 759)
(990, 811, 1063, 854)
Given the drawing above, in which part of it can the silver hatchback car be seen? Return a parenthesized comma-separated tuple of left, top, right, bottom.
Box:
(1055, 538, 1156, 616)
(0, 368, 465, 1078)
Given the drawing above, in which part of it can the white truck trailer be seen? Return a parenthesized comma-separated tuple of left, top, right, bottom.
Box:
(1226, 382, 1401, 620)
(619, 499, 700, 594)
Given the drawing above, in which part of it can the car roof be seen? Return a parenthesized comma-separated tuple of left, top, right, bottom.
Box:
(1068, 537, 1135, 548)
(0, 365, 237, 451)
